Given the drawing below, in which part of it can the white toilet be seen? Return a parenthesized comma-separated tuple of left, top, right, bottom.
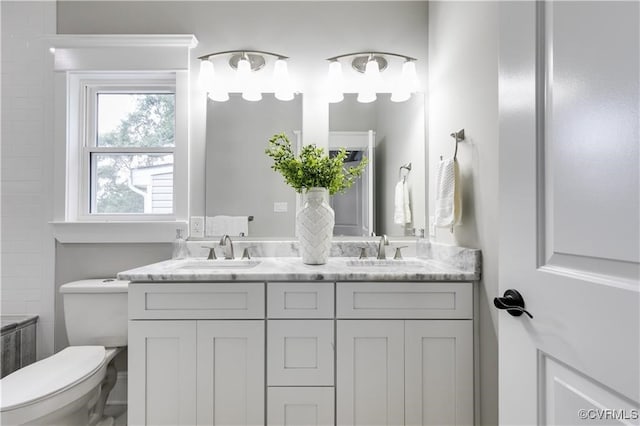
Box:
(0, 279, 128, 426)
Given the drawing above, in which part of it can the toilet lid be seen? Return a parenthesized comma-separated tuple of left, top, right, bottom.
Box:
(0, 346, 106, 411)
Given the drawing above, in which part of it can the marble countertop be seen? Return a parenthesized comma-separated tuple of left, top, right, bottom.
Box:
(117, 256, 480, 282)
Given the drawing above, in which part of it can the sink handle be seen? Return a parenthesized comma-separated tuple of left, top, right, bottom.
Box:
(394, 246, 408, 260)
(358, 247, 368, 259)
(201, 246, 217, 260)
(241, 247, 255, 260)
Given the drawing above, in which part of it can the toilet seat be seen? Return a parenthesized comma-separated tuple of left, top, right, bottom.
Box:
(0, 346, 116, 425)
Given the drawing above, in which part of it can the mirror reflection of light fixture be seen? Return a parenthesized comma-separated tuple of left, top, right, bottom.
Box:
(326, 51, 419, 103)
(197, 50, 294, 102)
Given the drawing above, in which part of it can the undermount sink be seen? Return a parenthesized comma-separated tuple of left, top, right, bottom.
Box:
(177, 259, 261, 270)
(345, 259, 425, 268)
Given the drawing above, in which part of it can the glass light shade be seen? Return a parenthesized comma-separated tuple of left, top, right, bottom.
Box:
(198, 59, 215, 92)
(357, 89, 376, 103)
(327, 61, 344, 103)
(402, 60, 419, 92)
(364, 59, 383, 90)
(236, 58, 252, 85)
(273, 59, 294, 101)
(208, 90, 230, 102)
(390, 87, 411, 103)
(236, 57, 261, 101)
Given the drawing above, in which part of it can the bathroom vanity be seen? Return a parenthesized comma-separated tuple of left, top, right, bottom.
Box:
(119, 242, 481, 426)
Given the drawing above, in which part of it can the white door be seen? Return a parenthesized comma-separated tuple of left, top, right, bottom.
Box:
(196, 321, 265, 426)
(329, 131, 375, 236)
(336, 320, 404, 426)
(499, 1, 639, 425)
(128, 321, 197, 426)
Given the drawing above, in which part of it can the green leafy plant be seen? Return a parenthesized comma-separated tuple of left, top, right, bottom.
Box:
(265, 132, 368, 195)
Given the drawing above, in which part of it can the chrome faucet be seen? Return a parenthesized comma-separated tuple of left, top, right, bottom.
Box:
(219, 234, 235, 260)
(377, 234, 389, 260)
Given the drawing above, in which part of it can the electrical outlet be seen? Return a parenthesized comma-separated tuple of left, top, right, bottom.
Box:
(273, 202, 288, 213)
(190, 216, 204, 238)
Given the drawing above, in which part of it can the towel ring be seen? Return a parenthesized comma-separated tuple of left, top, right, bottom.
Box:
(450, 129, 465, 160)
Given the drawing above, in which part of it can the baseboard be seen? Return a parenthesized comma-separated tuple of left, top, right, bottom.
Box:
(107, 371, 128, 406)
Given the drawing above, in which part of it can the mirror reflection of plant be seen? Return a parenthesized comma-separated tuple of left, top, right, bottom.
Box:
(265, 132, 368, 195)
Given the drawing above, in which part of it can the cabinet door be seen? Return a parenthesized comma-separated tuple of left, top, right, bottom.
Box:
(196, 321, 265, 426)
(405, 321, 473, 426)
(128, 320, 197, 426)
(268, 387, 334, 426)
(336, 320, 404, 426)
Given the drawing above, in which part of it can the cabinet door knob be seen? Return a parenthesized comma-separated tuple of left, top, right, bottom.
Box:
(493, 289, 533, 319)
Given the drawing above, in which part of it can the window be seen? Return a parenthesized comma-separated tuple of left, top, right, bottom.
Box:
(86, 89, 175, 216)
(65, 72, 188, 223)
(50, 35, 195, 242)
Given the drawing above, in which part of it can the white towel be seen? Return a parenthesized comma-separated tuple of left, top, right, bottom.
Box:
(434, 158, 462, 229)
(393, 180, 412, 224)
(206, 215, 249, 237)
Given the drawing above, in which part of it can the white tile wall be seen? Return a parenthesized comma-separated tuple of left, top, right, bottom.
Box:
(1, 1, 56, 358)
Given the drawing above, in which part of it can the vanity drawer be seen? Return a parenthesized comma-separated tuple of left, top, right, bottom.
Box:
(267, 320, 334, 386)
(336, 282, 472, 319)
(267, 282, 334, 318)
(129, 282, 264, 319)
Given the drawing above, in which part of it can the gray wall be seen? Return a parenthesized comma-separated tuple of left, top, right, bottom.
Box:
(206, 94, 301, 236)
(428, 2, 499, 425)
(55, 243, 170, 350)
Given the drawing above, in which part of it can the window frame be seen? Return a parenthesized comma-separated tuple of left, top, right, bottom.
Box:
(65, 72, 188, 223)
(81, 81, 176, 220)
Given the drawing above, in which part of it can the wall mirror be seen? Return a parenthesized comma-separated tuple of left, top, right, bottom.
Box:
(329, 93, 426, 237)
(205, 93, 425, 238)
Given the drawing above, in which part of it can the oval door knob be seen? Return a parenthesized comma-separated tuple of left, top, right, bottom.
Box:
(494, 289, 533, 319)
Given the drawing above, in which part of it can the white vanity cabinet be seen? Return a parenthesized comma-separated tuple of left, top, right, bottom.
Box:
(266, 282, 336, 426)
(128, 280, 474, 426)
(336, 282, 474, 426)
(128, 283, 265, 426)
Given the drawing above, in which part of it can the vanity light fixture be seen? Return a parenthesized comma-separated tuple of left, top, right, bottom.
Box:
(197, 50, 294, 102)
(326, 51, 419, 103)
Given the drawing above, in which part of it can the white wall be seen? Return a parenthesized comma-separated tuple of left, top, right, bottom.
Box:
(428, 2, 499, 425)
(1, 1, 57, 358)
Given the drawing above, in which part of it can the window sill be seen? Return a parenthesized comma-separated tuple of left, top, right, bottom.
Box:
(50, 221, 188, 243)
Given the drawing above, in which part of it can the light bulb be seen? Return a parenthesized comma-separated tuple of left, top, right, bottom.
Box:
(198, 59, 215, 92)
(327, 61, 344, 103)
(273, 59, 294, 101)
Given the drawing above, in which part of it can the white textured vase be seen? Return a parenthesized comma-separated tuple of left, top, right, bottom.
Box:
(297, 187, 335, 265)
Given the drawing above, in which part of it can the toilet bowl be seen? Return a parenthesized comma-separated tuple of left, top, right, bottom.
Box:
(0, 279, 128, 426)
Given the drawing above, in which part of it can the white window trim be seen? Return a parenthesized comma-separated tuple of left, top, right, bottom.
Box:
(49, 34, 196, 243)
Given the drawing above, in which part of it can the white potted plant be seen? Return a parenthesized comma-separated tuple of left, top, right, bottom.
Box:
(266, 132, 368, 264)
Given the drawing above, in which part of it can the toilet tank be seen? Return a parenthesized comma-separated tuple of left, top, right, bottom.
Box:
(60, 279, 129, 347)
